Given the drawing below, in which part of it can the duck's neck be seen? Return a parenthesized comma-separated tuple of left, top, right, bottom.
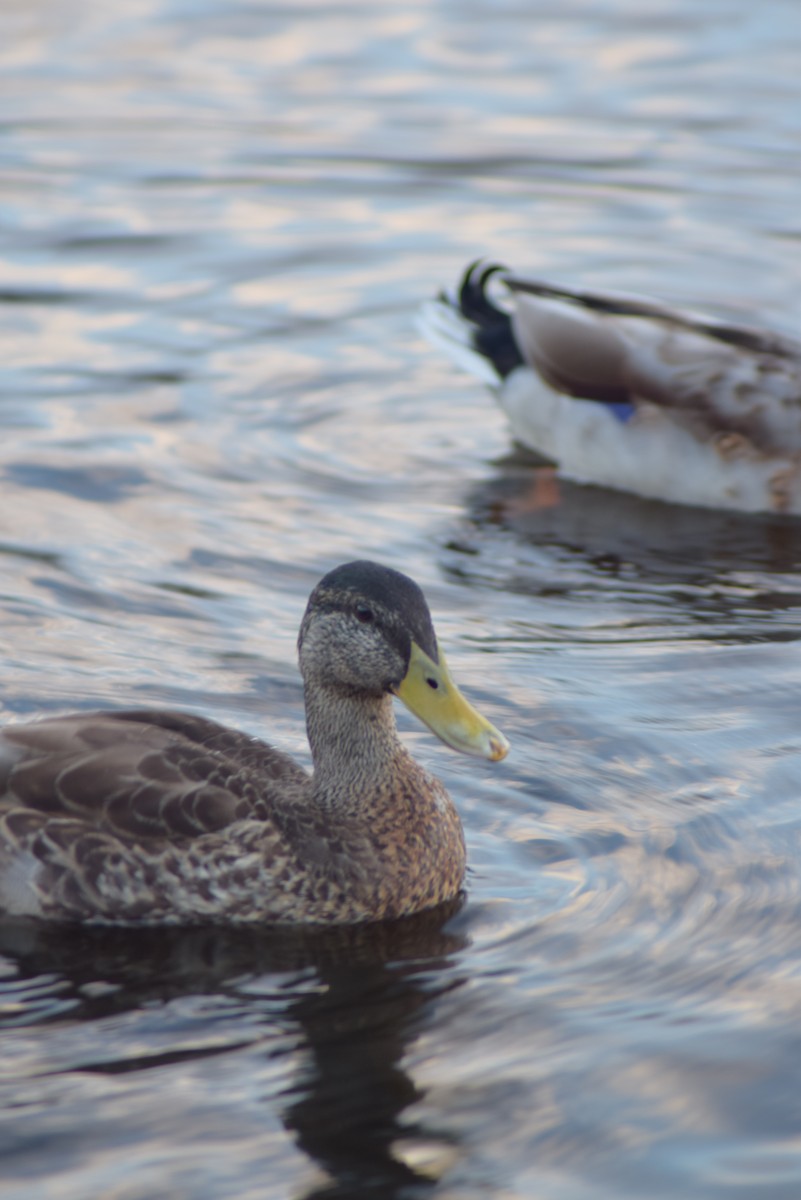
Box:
(304, 683, 411, 807)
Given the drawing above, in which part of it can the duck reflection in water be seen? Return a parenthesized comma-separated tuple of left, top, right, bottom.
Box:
(451, 451, 801, 583)
(284, 903, 465, 1199)
(0, 899, 468, 1199)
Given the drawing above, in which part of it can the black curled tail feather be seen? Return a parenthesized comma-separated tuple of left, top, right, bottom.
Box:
(456, 262, 525, 380)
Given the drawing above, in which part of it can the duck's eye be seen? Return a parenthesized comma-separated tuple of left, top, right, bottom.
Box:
(426, 677, 439, 690)
(355, 605, 374, 624)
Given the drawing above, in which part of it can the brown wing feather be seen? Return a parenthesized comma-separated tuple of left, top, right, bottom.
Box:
(505, 274, 801, 358)
(510, 297, 631, 403)
(0, 710, 310, 840)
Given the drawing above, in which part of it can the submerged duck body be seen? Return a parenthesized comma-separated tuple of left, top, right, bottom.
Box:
(0, 561, 508, 926)
(421, 262, 801, 514)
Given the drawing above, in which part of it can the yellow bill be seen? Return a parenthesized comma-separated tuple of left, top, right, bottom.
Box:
(394, 642, 509, 761)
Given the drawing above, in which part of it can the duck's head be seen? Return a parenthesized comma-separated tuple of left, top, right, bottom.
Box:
(298, 560, 509, 761)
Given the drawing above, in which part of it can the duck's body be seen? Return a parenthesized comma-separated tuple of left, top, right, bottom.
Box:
(421, 262, 801, 514)
(0, 562, 508, 926)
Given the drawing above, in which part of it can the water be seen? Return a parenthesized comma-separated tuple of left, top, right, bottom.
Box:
(1, 1, 800, 1197)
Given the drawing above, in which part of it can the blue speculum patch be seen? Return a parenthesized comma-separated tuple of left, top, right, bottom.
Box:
(607, 402, 635, 423)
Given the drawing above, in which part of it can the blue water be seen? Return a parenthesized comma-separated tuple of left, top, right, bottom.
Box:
(1, 1, 800, 1197)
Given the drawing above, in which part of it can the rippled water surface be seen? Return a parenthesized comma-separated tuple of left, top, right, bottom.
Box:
(1, 2, 800, 1197)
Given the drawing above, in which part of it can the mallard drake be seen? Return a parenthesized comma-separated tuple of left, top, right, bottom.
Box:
(0, 561, 508, 925)
(421, 262, 801, 514)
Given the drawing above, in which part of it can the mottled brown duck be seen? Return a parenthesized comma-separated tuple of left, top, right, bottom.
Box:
(0, 561, 508, 925)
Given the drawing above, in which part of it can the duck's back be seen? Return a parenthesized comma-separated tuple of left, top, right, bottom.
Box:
(0, 710, 308, 833)
(0, 710, 310, 923)
(507, 284, 801, 455)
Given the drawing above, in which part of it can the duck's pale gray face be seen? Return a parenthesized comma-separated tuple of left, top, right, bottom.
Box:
(299, 561, 509, 761)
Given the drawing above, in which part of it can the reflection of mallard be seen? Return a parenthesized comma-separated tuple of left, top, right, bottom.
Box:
(421, 262, 801, 514)
(0, 561, 508, 925)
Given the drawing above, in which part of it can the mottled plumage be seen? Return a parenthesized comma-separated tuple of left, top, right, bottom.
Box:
(0, 561, 508, 925)
(421, 262, 801, 514)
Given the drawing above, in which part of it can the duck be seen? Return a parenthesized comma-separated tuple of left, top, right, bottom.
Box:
(420, 261, 801, 515)
(0, 560, 508, 926)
